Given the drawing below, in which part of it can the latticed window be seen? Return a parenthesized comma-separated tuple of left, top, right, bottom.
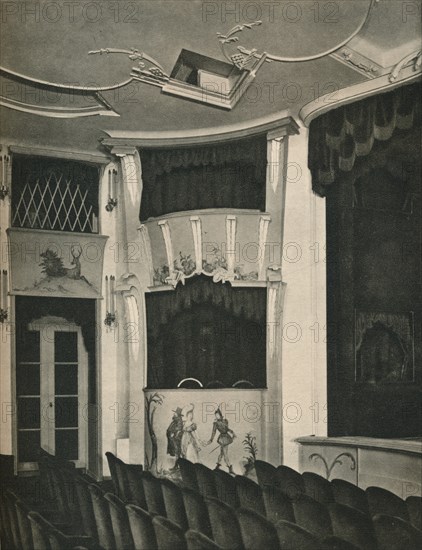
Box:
(12, 155, 99, 233)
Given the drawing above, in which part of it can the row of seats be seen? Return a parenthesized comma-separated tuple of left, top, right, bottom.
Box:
(253, 459, 421, 529)
(104, 453, 422, 550)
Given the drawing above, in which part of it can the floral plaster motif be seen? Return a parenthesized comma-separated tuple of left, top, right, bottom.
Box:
(153, 247, 258, 287)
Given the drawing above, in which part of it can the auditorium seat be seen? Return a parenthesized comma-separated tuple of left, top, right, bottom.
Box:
(276, 465, 305, 500)
(126, 465, 148, 509)
(105, 452, 119, 495)
(366, 486, 409, 521)
(373, 513, 422, 550)
(88, 484, 116, 550)
(328, 502, 377, 550)
(185, 529, 224, 550)
(152, 515, 187, 550)
(254, 460, 277, 489)
(161, 478, 189, 531)
(262, 485, 295, 524)
(179, 458, 199, 492)
(28, 511, 94, 550)
(195, 464, 218, 498)
(15, 498, 34, 550)
(235, 475, 266, 517)
(205, 496, 243, 550)
(74, 475, 98, 539)
(293, 494, 333, 539)
(5, 490, 22, 549)
(126, 504, 157, 550)
(275, 519, 320, 550)
(105, 493, 135, 549)
(142, 471, 167, 516)
(302, 472, 334, 505)
(181, 487, 212, 538)
(331, 479, 369, 516)
(322, 535, 361, 549)
(115, 457, 131, 502)
(236, 507, 279, 550)
(406, 496, 422, 531)
(213, 469, 239, 508)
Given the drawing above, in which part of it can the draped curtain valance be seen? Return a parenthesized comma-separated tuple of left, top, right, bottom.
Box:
(309, 82, 421, 196)
(146, 276, 266, 338)
(139, 136, 267, 220)
(141, 137, 267, 179)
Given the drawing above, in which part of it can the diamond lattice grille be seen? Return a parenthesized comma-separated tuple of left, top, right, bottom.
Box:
(12, 159, 98, 233)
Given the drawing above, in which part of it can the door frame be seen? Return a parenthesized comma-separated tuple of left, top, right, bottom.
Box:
(16, 315, 88, 471)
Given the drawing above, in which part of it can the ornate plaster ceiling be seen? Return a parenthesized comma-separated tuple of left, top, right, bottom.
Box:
(0, 0, 420, 156)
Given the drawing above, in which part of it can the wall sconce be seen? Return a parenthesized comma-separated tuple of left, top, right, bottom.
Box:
(0, 270, 8, 323)
(104, 275, 117, 327)
(105, 168, 118, 212)
(0, 154, 11, 201)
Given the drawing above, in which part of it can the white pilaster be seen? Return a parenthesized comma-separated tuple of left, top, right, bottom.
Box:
(0, 145, 12, 456)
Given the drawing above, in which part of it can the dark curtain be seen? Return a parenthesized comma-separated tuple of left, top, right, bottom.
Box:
(309, 82, 421, 196)
(140, 136, 267, 220)
(146, 276, 266, 388)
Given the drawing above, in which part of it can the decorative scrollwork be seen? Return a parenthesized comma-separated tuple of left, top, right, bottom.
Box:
(309, 452, 356, 480)
(89, 47, 170, 85)
(217, 21, 266, 69)
(389, 50, 422, 82)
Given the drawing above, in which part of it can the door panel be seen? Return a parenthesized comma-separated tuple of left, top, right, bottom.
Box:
(17, 319, 87, 469)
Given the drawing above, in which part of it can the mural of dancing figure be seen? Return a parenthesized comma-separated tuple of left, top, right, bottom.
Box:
(181, 404, 203, 463)
(207, 408, 236, 474)
(166, 407, 184, 470)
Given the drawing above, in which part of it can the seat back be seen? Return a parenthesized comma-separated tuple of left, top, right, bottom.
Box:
(126, 504, 157, 550)
(181, 487, 212, 538)
(254, 460, 277, 489)
(15, 498, 34, 550)
(194, 464, 218, 498)
(152, 516, 187, 550)
(236, 507, 279, 550)
(28, 511, 54, 550)
(373, 513, 422, 550)
(366, 486, 409, 521)
(331, 479, 369, 515)
(293, 494, 332, 539)
(276, 465, 305, 500)
(115, 456, 131, 501)
(275, 519, 319, 550)
(406, 496, 422, 531)
(142, 471, 167, 516)
(322, 535, 361, 549)
(235, 476, 266, 516)
(213, 469, 239, 509)
(126, 464, 146, 507)
(105, 492, 135, 549)
(185, 529, 223, 550)
(88, 484, 116, 550)
(75, 475, 98, 539)
(161, 478, 189, 531)
(105, 452, 119, 495)
(179, 458, 199, 491)
(328, 502, 377, 550)
(5, 490, 22, 549)
(262, 485, 295, 524)
(205, 497, 243, 550)
(302, 472, 334, 505)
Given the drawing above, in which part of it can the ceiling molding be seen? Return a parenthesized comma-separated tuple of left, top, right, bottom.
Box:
(9, 145, 111, 164)
(102, 114, 299, 149)
(300, 66, 421, 127)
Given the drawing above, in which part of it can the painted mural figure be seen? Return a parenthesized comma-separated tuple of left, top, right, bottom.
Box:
(181, 404, 203, 463)
(166, 407, 184, 468)
(207, 408, 235, 474)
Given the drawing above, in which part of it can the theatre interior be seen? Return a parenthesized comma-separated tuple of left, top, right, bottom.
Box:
(0, 1, 421, 548)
